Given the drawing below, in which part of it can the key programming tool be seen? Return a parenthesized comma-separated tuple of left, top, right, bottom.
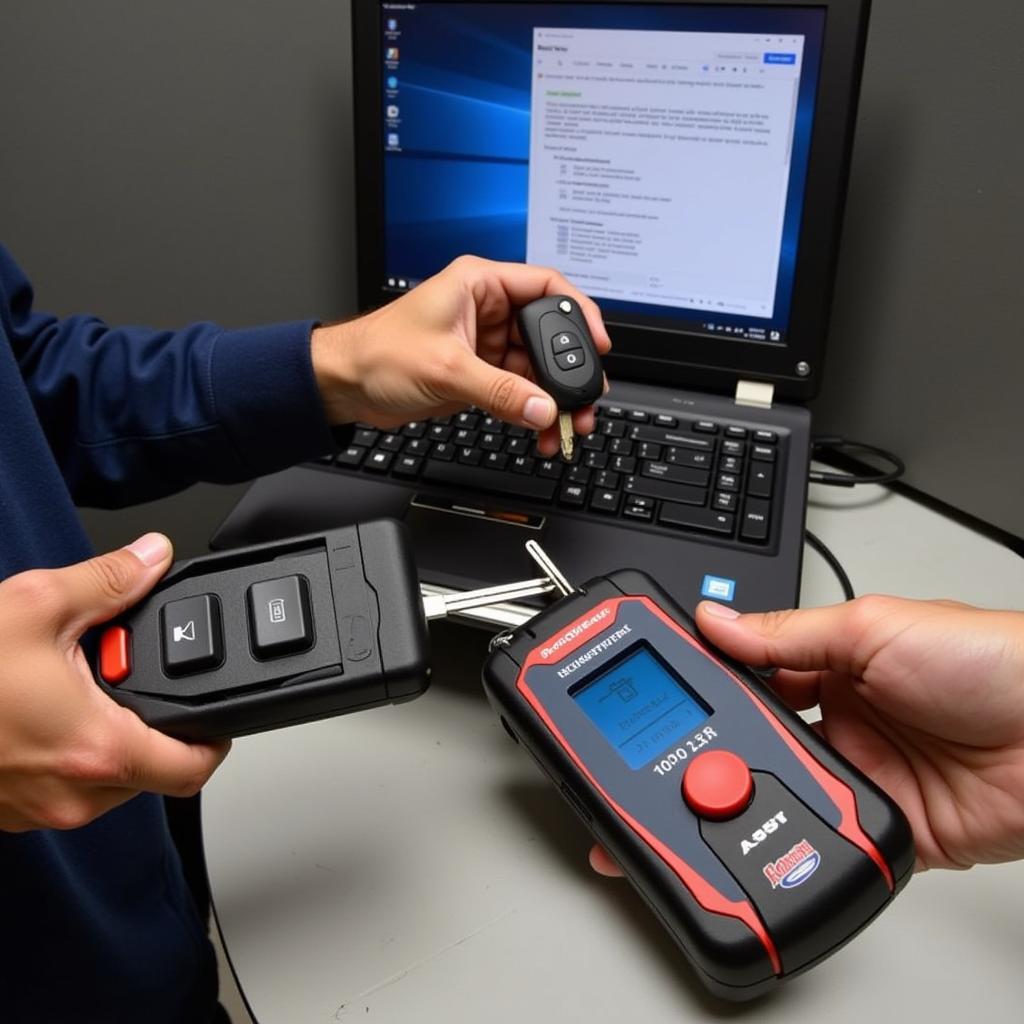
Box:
(482, 564, 915, 1001)
(517, 295, 604, 460)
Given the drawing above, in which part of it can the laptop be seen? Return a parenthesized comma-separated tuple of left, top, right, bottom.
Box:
(212, 0, 870, 618)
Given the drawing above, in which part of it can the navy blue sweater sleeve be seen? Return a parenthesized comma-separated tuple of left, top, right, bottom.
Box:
(0, 245, 337, 508)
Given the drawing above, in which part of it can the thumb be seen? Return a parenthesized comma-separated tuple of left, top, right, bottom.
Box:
(448, 352, 558, 430)
(48, 533, 174, 640)
(695, 598, 884, 675)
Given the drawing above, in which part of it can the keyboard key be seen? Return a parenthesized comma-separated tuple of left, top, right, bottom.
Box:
(725, 425, 748, 439)
(722, 439, 746, 456)
(581, 433, 606, 451)
(506, 437, 530, 455)
(421, 460, 557, 502)
(484, 452, 509, 471)
(393, 455, 423, 478)
(625, 495, 655, 512)
(693, 420, 719, 434)
(354, 428, 380, 447)
(753, 430, 778, 444)
(454, 411, 479, 429)
(665, 447, 713, 469)
(641, 462, 711, 489)
(631, 425, 714, 451)
(430, 441, 455, 461)
(402, 422, 427, 438)
(599, 419, 626, 438)
(748, 463, 774, 498)
(481, 416, 505, 432)
(428, 424, 452, 442)
(610, 455, 637, 475)
(654, 413, 678, 428)
(336, 446, 365, 467)
(537, 459, 564, 479)
(590, 490, 622, 514)
(719, 455, 743, 475)
(507, 426, 529, 439)
(584, 451, 608, 470)
(558, 483, 586, 507)
(603, 405, 625, 419)
(716, 473, 740, 492)
(458, 447, 483, 466)
(637, 442, 661, 461)
(405, 438, 430, 456)
(659, 504, 735, 535)
(453, 428, 478, 446)
(480, 432, 503, 452)
(510, 456, 535, 474)
(364, 450, 393, 473)
(567, 465, 591, 485)
(610, 437, 634, 456)
(713, 491, 738, 512)
(628, 409, 650, 423)
(379, 433, 404, 452)
(625, 476, 705, 506)
(740, 498, 771, 542)
(751, 444, 776, 463)
(595, 470, 621, 490)
(623, 497, 654, 521)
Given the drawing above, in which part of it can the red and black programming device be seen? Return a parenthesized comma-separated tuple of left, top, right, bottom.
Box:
(482, 569, 915, 1001)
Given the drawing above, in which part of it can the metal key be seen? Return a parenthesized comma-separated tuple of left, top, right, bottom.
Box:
(421, 576, 556, 620)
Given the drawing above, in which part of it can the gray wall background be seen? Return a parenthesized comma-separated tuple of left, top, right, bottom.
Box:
(1, 0, 1021, 554)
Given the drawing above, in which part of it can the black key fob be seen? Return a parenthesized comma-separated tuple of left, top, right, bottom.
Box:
(517, 295, 603, 411)
(94, 520, 430, 740)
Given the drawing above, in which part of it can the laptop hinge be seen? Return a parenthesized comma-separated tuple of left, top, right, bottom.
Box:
(735, 379, 774, 409)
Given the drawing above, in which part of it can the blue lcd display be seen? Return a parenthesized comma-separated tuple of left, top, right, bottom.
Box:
(572, 646, 711, 769)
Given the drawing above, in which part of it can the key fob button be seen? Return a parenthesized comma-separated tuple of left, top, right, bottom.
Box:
(555, 349, 586, 371)
(682, 749, 753, 820)
(550, 331, 581, 354)
(248, 576, 314, 659)
(161, 594, 224, 676)
(99, 625, 132, 685)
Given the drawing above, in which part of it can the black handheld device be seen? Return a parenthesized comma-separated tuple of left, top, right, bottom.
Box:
(94, 521, 430, 740)
(516, 295, 603, 410)
(482, 569, 915, 1001)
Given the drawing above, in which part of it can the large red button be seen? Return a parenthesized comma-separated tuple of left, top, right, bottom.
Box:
(99, 626, 132, 685)
(682, 750, 753, 820)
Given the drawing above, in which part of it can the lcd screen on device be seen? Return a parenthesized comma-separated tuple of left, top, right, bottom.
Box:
(572, 646, 711, 769)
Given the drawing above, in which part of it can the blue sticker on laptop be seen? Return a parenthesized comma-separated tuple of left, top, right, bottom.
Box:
(700, 574, 736, 602)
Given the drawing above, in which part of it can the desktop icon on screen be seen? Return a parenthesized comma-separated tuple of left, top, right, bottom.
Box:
(386, 47, 400, 61)
(386, 76, 398, 89)
(386, 105, 399, 119)
(387, 133, 400, 147)
(386, 18, 398, 31)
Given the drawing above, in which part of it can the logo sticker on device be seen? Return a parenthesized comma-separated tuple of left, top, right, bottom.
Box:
(763, 839, 821, 889)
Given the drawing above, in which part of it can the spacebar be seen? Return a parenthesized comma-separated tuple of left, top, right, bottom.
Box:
(421, 460, 557, 502)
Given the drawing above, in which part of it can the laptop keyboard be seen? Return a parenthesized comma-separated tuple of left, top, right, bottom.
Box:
(317, 403, 784, 549)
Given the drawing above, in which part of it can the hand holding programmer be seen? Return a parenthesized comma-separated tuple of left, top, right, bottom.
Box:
(311, 255, 611, 456)
(591, 596, 1024, 876)
(0, 534, 230, 832)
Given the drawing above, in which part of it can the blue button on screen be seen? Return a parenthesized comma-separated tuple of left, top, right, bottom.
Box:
(764, 52, 796, 64)
(572, 646, 712, 769)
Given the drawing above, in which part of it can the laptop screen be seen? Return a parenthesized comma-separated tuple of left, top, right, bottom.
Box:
(378, 2, 826, 348)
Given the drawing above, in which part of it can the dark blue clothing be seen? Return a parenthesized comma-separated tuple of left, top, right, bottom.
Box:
(0, 245, 334, 1022)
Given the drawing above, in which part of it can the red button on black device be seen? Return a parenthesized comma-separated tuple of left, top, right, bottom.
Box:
(99, 626, 132, 685)
(682, 749, 753, 820)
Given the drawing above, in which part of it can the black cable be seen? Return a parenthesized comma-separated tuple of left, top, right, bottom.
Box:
(809, 436, 905, 488)
(804, 528, 855, 601)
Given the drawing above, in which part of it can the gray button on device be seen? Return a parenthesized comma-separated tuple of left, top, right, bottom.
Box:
(558, 299, 573, 314)
(161, 594, 224, 676)
(247, 575, 314, 659)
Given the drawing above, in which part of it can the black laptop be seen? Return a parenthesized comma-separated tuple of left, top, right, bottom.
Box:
(212, 0, 869, 616)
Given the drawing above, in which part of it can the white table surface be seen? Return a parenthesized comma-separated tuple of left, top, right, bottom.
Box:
(204, 483, 1024, 1022)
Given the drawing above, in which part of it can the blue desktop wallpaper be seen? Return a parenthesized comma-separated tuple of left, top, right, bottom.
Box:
(382, 2, 825, 334)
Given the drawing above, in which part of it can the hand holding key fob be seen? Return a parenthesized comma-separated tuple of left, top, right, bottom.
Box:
(517, 295, 604, 459)
(483, 548, 915, 1000)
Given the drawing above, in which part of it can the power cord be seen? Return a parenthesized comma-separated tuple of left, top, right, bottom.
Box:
(803, 435, 907, 601)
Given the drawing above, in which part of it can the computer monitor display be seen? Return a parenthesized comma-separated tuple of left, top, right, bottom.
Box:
(378, 2, 825, 347)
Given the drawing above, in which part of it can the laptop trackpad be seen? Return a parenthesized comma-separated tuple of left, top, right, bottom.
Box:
(403, 496, 544, 590)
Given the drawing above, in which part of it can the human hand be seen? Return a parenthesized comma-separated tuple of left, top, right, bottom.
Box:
(310, 255, 611, 457)
(0, 534, 230, 832)
(590, 596, 1024, 877)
